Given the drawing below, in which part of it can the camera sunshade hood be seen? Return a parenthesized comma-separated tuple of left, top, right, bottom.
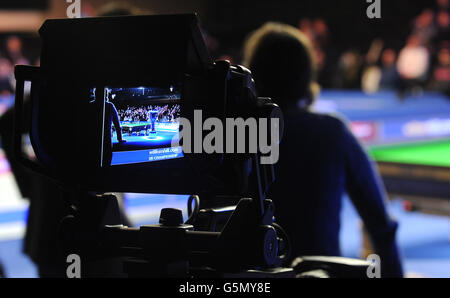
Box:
(39, 13, 212, 85)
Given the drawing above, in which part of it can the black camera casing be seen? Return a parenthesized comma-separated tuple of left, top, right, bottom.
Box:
(15, 14, 275, 195)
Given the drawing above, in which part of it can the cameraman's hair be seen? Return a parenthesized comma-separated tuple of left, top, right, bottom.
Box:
(97, 1, 143, 17)
(243, 22, 319, 107)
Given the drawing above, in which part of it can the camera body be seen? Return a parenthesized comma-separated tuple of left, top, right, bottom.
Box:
(15, 14, 280, 195)
(12, 14, 373, 278)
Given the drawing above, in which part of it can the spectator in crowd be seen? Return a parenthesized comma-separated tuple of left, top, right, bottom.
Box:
(298, 18, 315, 42)
(397, 34, 430, 96)
(361, 39, 384, 93)
(434, 10, 449, 45)
(5, 35, 29, 65)
(0, 58, 13, 95)
(243, 22, 403, 277)
(333, 50, 363, 89)
(298, 18, 336, 88)
(312, 18, 329, 49)
(429, 43, 450, 97)
(379, 48, 400, 91)
(412, 9, 437, 47)
(436, 0, 449, 12)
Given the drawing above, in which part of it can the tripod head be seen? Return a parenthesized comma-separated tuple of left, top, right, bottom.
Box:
(58, 159, 292, 277)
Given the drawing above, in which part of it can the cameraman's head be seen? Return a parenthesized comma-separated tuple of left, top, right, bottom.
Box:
(243, 22, 318, 109)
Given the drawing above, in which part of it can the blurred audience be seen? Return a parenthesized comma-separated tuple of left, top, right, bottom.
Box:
(225, 0, 448, 97)
(397, 34, 430, 95)
(0, 1, 447, 99)
(297, 0, 447, 96)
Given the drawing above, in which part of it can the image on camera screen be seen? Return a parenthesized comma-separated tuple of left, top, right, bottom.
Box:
(96, 85, 183, 166)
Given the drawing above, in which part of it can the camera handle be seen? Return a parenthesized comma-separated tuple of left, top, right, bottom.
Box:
(59, 189, 294, 277)
(13, 65, 51, 178)
(251, 152, 292, 265)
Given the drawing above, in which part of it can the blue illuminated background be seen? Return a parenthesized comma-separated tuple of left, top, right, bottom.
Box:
(0, 91, 449, 277)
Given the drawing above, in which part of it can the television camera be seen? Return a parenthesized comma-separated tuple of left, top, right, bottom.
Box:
(13, 14, 371, 278)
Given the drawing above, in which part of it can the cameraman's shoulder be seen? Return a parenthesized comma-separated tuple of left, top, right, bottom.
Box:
(309, 110, 350, 132)
(105, 101, 116, 110)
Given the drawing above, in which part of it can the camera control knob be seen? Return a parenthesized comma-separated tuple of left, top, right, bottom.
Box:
(159, 208, 184, 226)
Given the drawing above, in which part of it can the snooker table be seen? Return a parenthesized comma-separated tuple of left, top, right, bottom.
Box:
(369, 139, 450, 216)
(120, 122, 151, 136)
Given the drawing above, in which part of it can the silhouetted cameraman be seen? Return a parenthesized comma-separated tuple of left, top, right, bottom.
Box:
(243, 22, 403, 278)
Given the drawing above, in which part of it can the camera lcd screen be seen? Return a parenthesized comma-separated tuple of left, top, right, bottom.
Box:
(95, 85, 183, 166)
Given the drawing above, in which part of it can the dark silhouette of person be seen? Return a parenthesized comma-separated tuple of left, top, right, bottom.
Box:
(243, 22, 403, 278)
(0, 100, 70, 277)
(0, 3, 138, 278)
(93, 88, 125, 166)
